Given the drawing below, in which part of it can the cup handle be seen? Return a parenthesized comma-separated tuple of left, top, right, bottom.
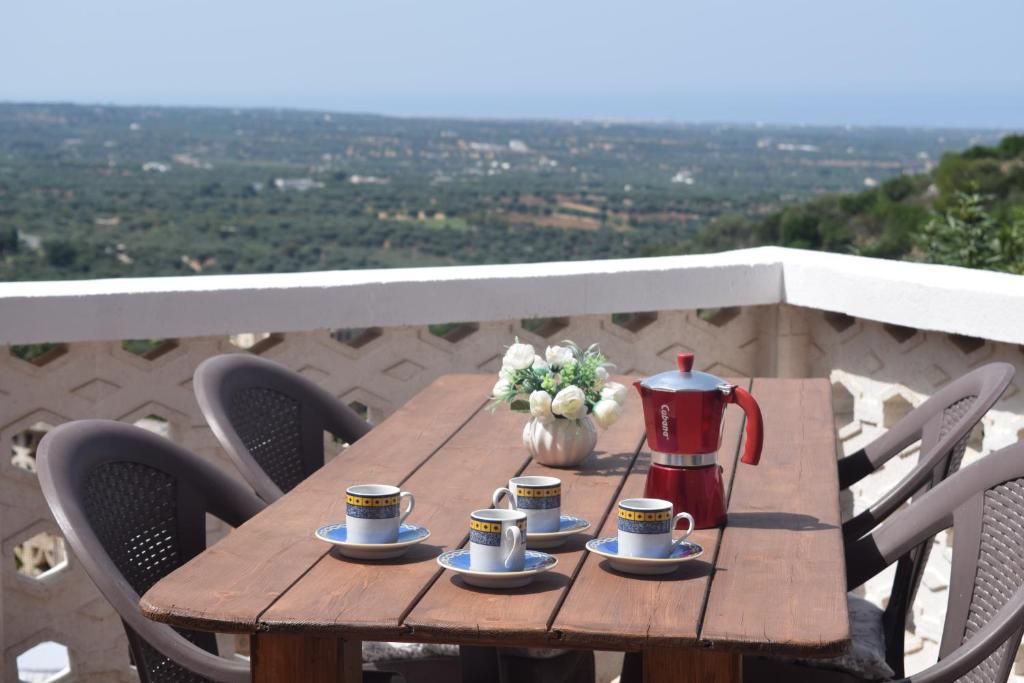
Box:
(492, 487, 516, 510)
(670, 512, 695, 551)
(504, 525, 523, 569)
(398, 491, 415, 525)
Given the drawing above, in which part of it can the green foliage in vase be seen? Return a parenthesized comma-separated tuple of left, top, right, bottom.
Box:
(488, 339, 627, 429)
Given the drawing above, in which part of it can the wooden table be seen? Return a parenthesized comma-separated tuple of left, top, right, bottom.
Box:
(141, 375, 849, 683)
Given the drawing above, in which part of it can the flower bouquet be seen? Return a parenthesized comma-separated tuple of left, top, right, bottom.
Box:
(490, 339, 628, 467)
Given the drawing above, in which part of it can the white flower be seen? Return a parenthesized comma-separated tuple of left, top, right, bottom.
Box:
(601, 381, 628, 405)
(594, 366, 609, 389)
(592, 399, 623, 429)
(532, 355, 549, 371)
(545, 345, 574, 368)
(492, 378, 512, 399)
(503, 342, 536, 370)
(551, 385, 587, 419)
(499, 365, 516, 381)
(529, 390, 555, 423)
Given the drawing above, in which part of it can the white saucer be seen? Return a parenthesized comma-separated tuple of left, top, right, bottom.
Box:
(315, 523, 430, 560)
(527, 514, 592, 549)
(437, 549, 558, 588)
(585, 537, 704, 575)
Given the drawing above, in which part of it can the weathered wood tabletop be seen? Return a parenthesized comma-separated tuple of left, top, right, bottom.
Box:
(141, 374, 848, 683)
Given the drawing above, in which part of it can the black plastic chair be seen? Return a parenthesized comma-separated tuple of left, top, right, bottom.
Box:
(193, 354, 372, 503)
(196, 355, 471, 680)
(838, 363, 1014, 675)
(37, 420, 264, 683)
(746, 439, 1024, 682)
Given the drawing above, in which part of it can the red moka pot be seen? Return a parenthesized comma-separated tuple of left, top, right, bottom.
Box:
(634, 353, 764, 529)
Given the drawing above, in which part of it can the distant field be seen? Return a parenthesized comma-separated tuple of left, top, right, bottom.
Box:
(506, 212, 603, 231)
(0, 102, 1003, 280)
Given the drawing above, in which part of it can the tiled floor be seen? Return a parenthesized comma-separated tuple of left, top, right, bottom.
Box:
(596, 651, 624, 683)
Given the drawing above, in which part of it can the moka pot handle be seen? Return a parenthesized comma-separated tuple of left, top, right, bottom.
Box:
(729, 386, 764, 466)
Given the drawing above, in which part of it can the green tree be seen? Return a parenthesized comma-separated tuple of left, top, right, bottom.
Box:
(916, 192, 1024, 274)
(44, 239, 78, 268)
(0, 226, 17, 255)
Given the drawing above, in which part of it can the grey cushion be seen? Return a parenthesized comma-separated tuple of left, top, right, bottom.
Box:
(504, 647, 570, 659)
(362, 641, 458, 663)
(798, 594, 895, 681)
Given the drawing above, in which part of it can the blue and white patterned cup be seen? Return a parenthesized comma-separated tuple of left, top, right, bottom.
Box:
(345, 484, 414, 544)
(616, 498, 694, 559)
(492, 475, 562, 533)
(469, 508, 527, 572)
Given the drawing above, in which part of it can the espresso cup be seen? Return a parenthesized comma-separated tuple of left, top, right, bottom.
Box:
(469, 508, 527, 572)
(616, 498, 694, 559)
(492, 475, 562, 533)
(345, 484, 414, 544)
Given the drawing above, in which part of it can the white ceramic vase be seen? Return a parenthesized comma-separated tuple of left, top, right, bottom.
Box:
(522, 416, 598, 468)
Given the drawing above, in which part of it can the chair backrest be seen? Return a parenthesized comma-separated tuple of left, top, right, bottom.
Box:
(846, 441, 1024, 683)
(842, 363, 1015, 533)
(939, 475, 1024, 681)
(37, 420, 265, 683)
(194, 354, 372, 502)
(839, 363, 1015, 676)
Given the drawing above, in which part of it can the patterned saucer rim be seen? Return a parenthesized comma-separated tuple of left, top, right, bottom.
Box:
(527, 514, 591, 539)
(585, 537, 704, 563)
(436, 549, 558, 578)
(315, 522, 431, 550)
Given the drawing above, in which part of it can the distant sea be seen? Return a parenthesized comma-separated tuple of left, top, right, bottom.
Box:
(99, 90, 1024, 130)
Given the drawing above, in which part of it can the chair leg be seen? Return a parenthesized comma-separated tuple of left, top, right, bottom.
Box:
(370, 657, 460, 683)
(620, 651, 643, 683)
(498, 649, 596, 683)
(461, 646, 502, 683)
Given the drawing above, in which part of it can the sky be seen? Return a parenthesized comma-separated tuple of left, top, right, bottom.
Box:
(2, 0, 1023, 128)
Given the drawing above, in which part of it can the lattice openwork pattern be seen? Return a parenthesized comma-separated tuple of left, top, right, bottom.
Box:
(959, 479, 1024, 683)
(227, 386, 306, 493)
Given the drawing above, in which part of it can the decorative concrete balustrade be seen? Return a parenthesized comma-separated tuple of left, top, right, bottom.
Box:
(1, 247, 1023, 681)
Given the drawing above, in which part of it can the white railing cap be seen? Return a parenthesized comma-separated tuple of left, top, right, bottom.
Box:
(0, 247, 1022, 345)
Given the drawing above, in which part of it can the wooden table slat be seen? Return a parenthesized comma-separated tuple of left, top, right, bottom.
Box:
(551, 379, 751, 650)
(140, 374, 492, 633)
(402, 385, 646, 646)
(699, 378, 849, 657)
(256, 400, 534, 636)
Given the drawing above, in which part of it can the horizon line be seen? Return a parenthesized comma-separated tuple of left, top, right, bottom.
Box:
(1, 98, 1018, 134)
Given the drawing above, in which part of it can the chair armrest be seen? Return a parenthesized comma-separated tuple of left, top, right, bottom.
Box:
(855, 407, 930, 473)
(844, 493, 955, 590)
(322, 398, 373, 445)
(837, 405, 928, 493)
(838, 449, 875, 489)
(842, 415, 981, 544)
(126, 580, 251, 682)
(208, 477, 266, 528)
(903, 589, 1024, 683)
(139, 623, 251, 683)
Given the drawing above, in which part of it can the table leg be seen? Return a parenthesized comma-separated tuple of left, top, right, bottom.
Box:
(251, 633, 361, 683)
(643, 647, 741, 683)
